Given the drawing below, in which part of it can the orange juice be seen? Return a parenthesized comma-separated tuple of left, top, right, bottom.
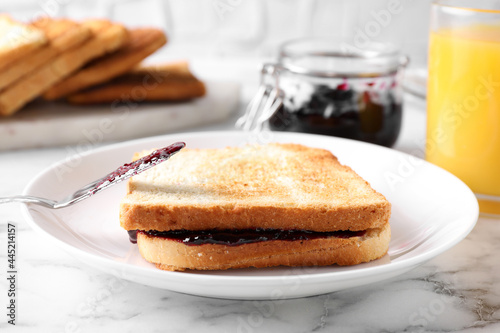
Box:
(426, 24, 500, 204)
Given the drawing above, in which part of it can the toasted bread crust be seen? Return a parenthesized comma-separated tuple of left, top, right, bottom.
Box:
(0, 18, 127, 116)
(43, 28, 166, 100)
(43, 19, 128, 84)
(0, 18, 90, 92)
(0, 15, 47, 70)
(138, 223, 391, 271)
(122, 202, 390, 232)
(66, 61, 205, 104)
(120, 144, 391, 232)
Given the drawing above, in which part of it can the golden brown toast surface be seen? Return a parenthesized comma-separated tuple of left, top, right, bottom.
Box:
(0, 15, 47, 70)
(120, 143, 391, 232)
(0, 18, 127, 116)
(46, 19, 128, 79)
(0, 18, 91, 92)
(43, 27, 166, 100)
(66, 61, 205, 104)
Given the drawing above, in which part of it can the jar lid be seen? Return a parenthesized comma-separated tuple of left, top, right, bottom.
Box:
(278, 38, 407, 78)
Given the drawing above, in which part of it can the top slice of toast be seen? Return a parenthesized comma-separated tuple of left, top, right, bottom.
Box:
(120, 143, 391, 232)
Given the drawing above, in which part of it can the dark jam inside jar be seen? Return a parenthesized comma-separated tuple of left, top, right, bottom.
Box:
(268, 77, 402, 147)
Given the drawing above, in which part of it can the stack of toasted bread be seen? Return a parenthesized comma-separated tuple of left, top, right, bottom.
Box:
(0, 15, 206, 117)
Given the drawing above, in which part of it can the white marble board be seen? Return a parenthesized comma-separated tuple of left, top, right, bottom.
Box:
(0, 81, 240, 151)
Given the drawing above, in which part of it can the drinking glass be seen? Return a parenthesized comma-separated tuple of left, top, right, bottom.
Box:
(426, 0, 500, 215)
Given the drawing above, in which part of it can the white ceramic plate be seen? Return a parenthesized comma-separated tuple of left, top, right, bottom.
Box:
(22, 131, 478, 300)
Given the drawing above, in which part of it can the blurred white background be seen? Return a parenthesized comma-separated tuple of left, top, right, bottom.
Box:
(0, 0, 432, 69)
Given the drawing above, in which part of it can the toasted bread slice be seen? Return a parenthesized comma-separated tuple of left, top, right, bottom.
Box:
(138, 223, 391, 271)
(0, 15, 47, 71)
(66, 61, 205, 104)
(0, 18, 128, 116)
(120, 143, 391, 232)
(0, 18, 91, 92)
(43, 28, 167, 100)
(46, 19, 129, 79)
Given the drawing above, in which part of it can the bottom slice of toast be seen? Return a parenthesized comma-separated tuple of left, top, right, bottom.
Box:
(136, 223, 390, 271)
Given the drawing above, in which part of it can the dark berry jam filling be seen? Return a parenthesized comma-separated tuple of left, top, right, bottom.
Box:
(128, 230, 138, 244)
(128, 228, 366, 246)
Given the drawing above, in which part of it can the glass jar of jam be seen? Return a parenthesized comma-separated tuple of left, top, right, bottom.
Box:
(263, 39, 408, 147)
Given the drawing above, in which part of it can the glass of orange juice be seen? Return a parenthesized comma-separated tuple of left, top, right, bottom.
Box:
(427, 0, 500, 216)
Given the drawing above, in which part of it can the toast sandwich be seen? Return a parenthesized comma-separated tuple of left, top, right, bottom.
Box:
(120, 143, 391, 271)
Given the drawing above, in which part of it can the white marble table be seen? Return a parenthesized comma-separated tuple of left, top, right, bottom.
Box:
(1, 86, 499, 333)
